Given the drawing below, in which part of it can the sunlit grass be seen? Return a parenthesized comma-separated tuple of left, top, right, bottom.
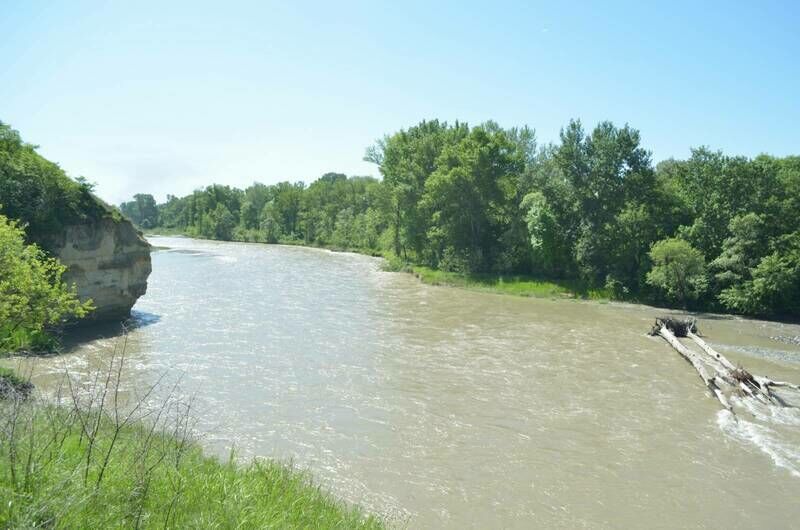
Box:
(0, 410, 384, 528)
(406, 265, 611, 300)
(0, 355, 385, 529)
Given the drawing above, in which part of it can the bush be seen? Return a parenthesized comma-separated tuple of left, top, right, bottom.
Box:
(646, 238, 708, 308)
(0, 214, 93, 354)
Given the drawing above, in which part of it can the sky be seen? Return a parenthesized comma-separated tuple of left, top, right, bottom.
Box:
(1, 1, 799, 204)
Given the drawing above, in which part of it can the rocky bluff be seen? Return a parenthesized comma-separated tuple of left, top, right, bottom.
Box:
(47, 215, 151, 321)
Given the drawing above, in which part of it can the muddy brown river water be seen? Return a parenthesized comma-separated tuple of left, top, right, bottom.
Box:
(5, 236, 800, 528)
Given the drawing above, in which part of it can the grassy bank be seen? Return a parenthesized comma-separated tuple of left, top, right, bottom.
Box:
(0, 364, 384, 529)
(145, 230, 610, 301)
(407, 265, 610, 300)
(382, 254, 610, 300)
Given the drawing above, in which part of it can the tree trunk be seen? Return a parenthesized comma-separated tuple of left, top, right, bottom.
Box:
(650, 318, 799, 415)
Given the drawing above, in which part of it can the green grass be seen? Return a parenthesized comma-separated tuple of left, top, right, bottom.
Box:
(0, 367, 26, 386)
(0, 374, 385, 529)
(402, 264, 610, 300)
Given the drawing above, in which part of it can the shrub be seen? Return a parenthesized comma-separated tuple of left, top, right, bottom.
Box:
(0, 214, 93, 354)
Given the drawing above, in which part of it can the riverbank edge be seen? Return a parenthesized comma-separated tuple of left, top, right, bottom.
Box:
(0, 395, 386, 528)
(144, 230, 612, 302)
(147, 231, 800, 325)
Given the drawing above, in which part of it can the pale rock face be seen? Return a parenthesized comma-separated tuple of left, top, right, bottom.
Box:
(51, 217, 152, 321)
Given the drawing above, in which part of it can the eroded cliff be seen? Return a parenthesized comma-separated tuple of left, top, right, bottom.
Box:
(1, 121, 152, 322)
(48, 216, 151, 321)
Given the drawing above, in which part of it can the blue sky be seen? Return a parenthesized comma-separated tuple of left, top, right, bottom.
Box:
(2, 1, 798, 204)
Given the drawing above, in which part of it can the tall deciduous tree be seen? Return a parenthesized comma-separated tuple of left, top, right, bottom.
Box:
(646, 238, 708, 308)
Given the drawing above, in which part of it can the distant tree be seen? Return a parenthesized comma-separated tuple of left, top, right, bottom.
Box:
(259, 201, 282, 243)
(120, 193, 158, 227)
(210, 204, 236, 240)
(114, 116, 800, 317)
(553, 120, 656, 284)
(367, 120, 467, 259)
(646, 238, 708, 308)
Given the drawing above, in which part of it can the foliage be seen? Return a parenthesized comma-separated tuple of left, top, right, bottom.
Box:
(121, 117, 800, 318)
(0, 121, 116, 247)
(421, 125, 525, 272)
(408, 265, 608, 300)
(120, 193, 159, 228)
(143, 175, 389, 254)
(0, 214, 93, 354)
(717, 231, 800, 316)
(646, 238, 708, 307)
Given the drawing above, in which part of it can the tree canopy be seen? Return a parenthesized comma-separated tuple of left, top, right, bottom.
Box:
(0, 121, 116, 248)
(122, 118, 800, 318)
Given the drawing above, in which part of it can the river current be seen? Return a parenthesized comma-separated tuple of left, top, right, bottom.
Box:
(7, 236, 800, 528)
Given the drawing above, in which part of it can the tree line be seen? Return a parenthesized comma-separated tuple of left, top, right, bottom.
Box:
(124, 119, 800, 318)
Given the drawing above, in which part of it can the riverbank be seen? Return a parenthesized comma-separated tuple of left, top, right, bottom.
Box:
(145, 230, 609, 301)
(0, 380, 385, 529)
(389, 261, 610, 300)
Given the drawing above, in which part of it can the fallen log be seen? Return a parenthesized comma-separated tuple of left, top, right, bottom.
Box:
(654, 323, 732, 410)
(687, 331, 737, 372)
(649, 317, 799, 413)
(649, 317, 696, 337)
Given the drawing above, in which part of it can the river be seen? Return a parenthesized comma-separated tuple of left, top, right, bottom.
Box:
(7, 236, 800, 528)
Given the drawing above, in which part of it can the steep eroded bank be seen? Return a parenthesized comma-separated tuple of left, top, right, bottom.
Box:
(50, 216, 151, 321)
(0, 121, 151, 322)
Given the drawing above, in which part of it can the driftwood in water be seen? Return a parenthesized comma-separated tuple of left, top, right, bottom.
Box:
(650, 317, 696, 337)
(652, 320, 731, 410)
(649, 317, 799, 413)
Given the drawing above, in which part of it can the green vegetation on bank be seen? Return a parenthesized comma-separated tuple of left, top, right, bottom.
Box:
(0, 119, 384, 528)
(124, 118, 800, 318)
(0, 121, 120, 247)
(383, 255, 607, 300)
(411, 267, 609, 300)
(0, 214, 92, 354)
(0, 382, 384, 528)
(0, 121, 119, 353)
(0, 367, 32, 397)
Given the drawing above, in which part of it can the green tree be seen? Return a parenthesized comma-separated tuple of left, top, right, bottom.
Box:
(210, 204, 236, 240)
(718, 232, 800, 316)
(646, 238, 708, 307)
(421, 125, 524, 272)
(0, 214, 93, 353)
(366, 120, 467, 259)
(120, 193, 159, 227)
(259, 201, 282, 243)
(552, 120, 656, 284)
(710, 213, 768, 290)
